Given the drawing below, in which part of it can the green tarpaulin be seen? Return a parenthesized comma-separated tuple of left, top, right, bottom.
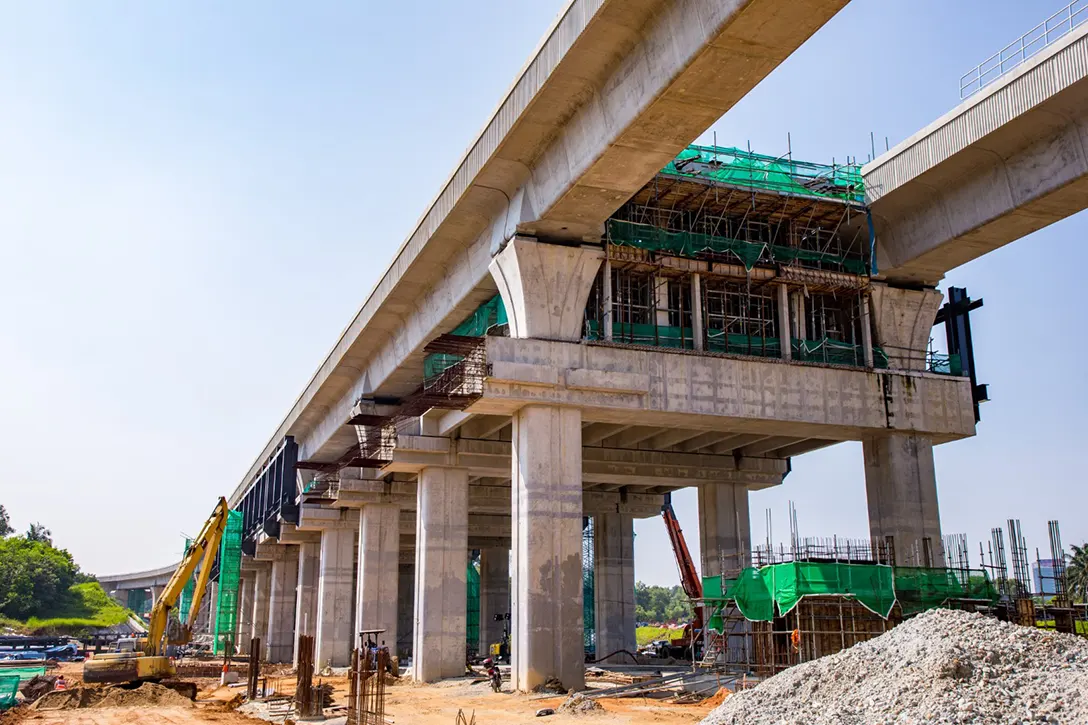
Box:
(702, 562, 999, 627)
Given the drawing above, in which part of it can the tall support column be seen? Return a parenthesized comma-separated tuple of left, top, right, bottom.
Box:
(251, 565, 271, 651)
(315, 525, 356, 668)
(860, 291, 874, 368)
(237, 577, 253, 655)
(356, 504, 400, 652)
(478, 548, 510, 657)
(863, 434, 943, 566)
(397, 558, 414, 659)
(266, 547, 299, 663)
(601, 258, 613, 342)
(293, 542, 319, 666)
(698, 483, 751, 577)
(691, 273, 704, 351)
(412, 467, 469, 682)
(777, 283, 791, 362)
(149, 586, 163, 609)
(511, 404, 584, 692)
(593, 513, 635, 663)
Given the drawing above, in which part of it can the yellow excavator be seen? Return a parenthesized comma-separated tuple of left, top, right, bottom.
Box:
(83, 497, 230, 694)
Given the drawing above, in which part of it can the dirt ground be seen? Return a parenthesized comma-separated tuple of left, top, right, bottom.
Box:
(2, 663, 716, 725)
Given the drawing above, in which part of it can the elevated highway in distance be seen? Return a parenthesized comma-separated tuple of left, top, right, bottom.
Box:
(864, 16, 1088, 285)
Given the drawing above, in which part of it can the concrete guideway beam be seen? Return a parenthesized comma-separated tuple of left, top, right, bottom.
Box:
(865, 22, 1088, 286)
(229, 0, 853, 495)
(863, 433, 944, 567)
(477, 337, 977, 442)
(593, 513, 636, 663)
(412, 467, 469, 682)
(356, 504, 400, 655)
(511, 404, 585, 692)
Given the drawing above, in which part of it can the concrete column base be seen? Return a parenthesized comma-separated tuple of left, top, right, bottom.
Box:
(593, 513, 636, 663)
(412, 467, 469, 682)
(511, 404, 584, 692)
(356, 504, 400, 653)
(293, 541, 319, 666)
(864, 433, 944, 566)
(315, 525, 356, 668)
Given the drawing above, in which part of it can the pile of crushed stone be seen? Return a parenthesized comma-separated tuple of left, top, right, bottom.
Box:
(702, 608, 1088, 725)
(558, 692, 604, 715)
(33, 682, 194, 710)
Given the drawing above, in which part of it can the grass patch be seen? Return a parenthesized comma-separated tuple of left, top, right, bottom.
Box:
(636, 625, 685, 647)
(1036, 619, 1088, 635)
(18, 583, 133, 633)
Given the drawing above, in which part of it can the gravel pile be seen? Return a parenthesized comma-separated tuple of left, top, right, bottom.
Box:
(558, 693, 604, 715)
(702, 608, 1088, 725)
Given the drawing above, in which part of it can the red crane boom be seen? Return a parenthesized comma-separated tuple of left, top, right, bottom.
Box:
(661, 493, 704, 640)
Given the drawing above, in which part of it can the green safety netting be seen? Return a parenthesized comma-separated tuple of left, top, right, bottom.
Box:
(177, 538, 195, 625)
(127, 589, 148, 615)
(466, 558, 480, 654)
(662, 145, 865, 204)
(0, 666, 46, 685)
(607, 220, 869, 275)
(0, 674, 19, 711)
(703, 564, 1000, 627)
(213, 510, 243, 656)
(894, 567, 999, 615)
(423, 295, 508, 380)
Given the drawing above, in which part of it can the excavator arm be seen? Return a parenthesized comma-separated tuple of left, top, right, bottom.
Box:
(145, 497, 230, 656)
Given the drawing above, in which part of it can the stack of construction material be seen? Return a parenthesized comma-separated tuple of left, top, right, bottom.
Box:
(702, 609, 1088, 725)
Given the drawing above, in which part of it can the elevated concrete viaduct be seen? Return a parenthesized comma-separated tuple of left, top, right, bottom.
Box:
(107, 0, 1069, 693)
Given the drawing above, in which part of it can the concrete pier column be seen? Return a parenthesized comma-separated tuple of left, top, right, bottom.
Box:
(863, 434, 943, 566)
(510, 404, 584, 692)
(237, 577, 254, 654)
(593, 513, 636, 663)
(251, 565, 271, 651)
(868, 283, 942, 370)
(698, 483, 751, 577)
(860, 291, 874, 368)
(478, 548, 510, 657)
(692, 273, 705, 351)
(149, 586, 163, 610)
(412, 467, 469, 682)
(490, 236, 604, 340)
(355, 504, 400, 652)
(777, 284, 792, 361)
(315, 524, 356, 668)
(397, 558, 414, 659)
(601, 258, 613, 342)
(293, 541, 319, 665)
(266, 547, 299, 663)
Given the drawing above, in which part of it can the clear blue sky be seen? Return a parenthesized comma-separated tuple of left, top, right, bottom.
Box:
(0, 0, 1083, 585)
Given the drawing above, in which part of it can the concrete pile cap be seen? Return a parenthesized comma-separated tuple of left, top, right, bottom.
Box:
(701, 608, 1088, 725)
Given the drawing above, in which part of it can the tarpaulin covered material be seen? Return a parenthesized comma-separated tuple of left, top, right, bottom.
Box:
(702, 563, 999, 627)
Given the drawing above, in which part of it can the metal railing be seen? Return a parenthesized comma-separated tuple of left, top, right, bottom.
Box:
(960, 0, 1088, 99)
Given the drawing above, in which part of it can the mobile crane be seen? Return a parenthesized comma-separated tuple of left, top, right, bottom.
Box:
(83, 497, 230, 693)
(659, 493, 704, 659)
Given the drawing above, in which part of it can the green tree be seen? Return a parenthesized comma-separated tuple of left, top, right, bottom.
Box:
(0, 536, 80, 620)
(1068, 543, 1088, 603)
(0, 506, 11, 537)
(26, 523, 52, 546)
(634, 582, 692, 623)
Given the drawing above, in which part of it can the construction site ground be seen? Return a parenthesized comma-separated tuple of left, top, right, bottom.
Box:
(1, 662, 717, 725)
